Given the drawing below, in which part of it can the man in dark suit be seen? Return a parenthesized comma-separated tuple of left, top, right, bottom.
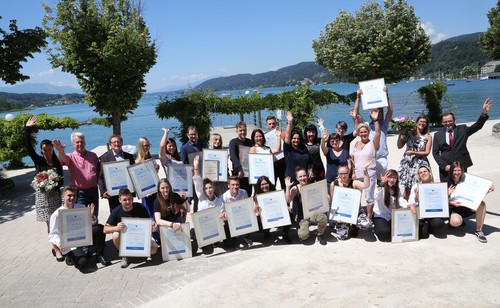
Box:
(432, 98, 492, 182)
(98, 135, 136, 211)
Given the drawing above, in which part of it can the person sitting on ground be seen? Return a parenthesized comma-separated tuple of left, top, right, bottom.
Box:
(285, 166, 328, 245)
(221, 176, 252, 248)
(407, 165, 446, 239)
(372, 170, 409, 242)
(48, 185, 109, 268)
(253, 176, 278, 239)
(447, 161, 494, 243)
(103, 188, 158, 268)
(153, 179, 188, 234)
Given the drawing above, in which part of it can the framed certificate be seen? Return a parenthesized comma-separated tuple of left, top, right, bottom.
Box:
(225, 197, 259, 237)
(238, 145, 251, 177)
(102, 160, 134, 196)
(202, 149, 228, 182)
(256, 190, 291, 229)
(167, 164, 193, 197)
(248, 153, 275, 184)
(391, 208, 418, 243)
(301, 180, 329, 219)
(202, 160, 219, 182)
(127, 159, 159, 199)
(330, 186, 362, 225)
(418, 183, 449, 218)
(119, 217, 153, 257)
(191, 206, 226, 247)
(58, 207, 93, 249)
(159, 223, 192, 261)
(451, 173, 493, 211)
(187, 151, 202, 165)
(358, 78, 388, 110)
(264, 129, 284, 161)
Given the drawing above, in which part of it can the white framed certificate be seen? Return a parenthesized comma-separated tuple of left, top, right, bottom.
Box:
(451, 173, 493, 211)
(301, 180, 329, 219)
(256, 190, 291, 229)
(167, 164, 193, 197)
(191, 206, 226, 247)
(330, 186, 362, 225)
(248, 153, 275, 184)
(391, 208, 418, 243)
(238, 145, 251, 177)
(127, 159, 159, 199)
(58, 207, 93, 249)
(418, 183, 449, 218)
(159, 223, 192, 261)
(358, 78, 388, 110)
(119, 217, 153, 257)
(202, 149, 228, 182)
(202, 160, 219, 182)
(102, 160, 134, 196)
(225, 197, 259, 237)
(264, 129, 284, 161)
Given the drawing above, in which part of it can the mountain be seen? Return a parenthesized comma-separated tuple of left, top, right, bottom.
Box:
(0, 83, 83, 95)
(196, 62, 336, 91)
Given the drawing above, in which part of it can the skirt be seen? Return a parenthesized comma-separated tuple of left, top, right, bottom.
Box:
(35, 189, 61, 222)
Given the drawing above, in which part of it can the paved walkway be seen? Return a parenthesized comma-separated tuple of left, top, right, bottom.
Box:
(1, 121, 500, 307)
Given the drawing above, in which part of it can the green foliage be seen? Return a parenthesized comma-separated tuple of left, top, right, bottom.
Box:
(0, 17, 47, 84)
(461, 65, 476, 78)
(156, 86, 347, 143)
(480, 1, 500, 59)
(0, 113, 79, 168)
(43, 0, 157, 135)
(417, 81, 448, 126)
(312, 0, 431, 83)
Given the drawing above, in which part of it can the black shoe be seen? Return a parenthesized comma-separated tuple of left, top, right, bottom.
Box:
(282, 234, 292, 244)
(65, 253, 75, 266)
(201, 245, 214, 255)
(318, 235, 327, 245)
(97, 254, 111, 266)
(263, 230, 271, 239)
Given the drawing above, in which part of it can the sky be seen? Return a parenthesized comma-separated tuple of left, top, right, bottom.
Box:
(0, 0, 497, 92)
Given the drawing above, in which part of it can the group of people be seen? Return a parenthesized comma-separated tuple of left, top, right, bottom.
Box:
(23, 89, 494, 270)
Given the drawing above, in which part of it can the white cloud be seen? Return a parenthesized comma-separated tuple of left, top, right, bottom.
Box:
(30, 69, 55, 78)
(421, 21, 448, 44)
(168, 73, 209, 82)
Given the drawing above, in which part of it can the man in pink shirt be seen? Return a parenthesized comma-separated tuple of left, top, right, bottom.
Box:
(53, 132, 101, 216)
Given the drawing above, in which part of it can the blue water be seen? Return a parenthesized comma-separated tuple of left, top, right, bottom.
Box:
(2, 79, 499, 166)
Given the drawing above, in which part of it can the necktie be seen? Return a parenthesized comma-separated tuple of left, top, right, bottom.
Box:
(448, 130, 454, 147)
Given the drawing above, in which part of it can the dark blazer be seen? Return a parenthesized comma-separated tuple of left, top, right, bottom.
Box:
(98, 150, 136, 209)
(432, 114, 488, 180)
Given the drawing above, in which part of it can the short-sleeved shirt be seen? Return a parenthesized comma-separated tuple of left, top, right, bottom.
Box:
(153, 193, 184, 223)
(106, 202, 150, 226)
(64, 150, 100, 189)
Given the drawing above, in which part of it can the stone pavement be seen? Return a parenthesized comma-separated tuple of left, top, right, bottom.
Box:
(1, 120, 500, 307)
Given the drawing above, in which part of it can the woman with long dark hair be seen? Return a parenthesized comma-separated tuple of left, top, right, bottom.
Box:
(153, 178, 188, 232)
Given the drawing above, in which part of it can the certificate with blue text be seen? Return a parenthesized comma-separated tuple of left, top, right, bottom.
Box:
(225, 197, 259, 237)
(330, 186, 361, 225)
(301, 180, 329, 219)
(119, 217, 153, 257)
(160, 223, 192, 261)
(256, 190, 291, 229)
(391, 208, 418, 243)
(248, 153, 275, 184)
(450, 173, 492, 211)
(202, 149, 228, 182)
(127, 159, 159, 199)
(102, 160, 134, 196)
(191, 206, 226, 247)
(358, 78, 388, 110)
(59, 207, 93, 249)
(264, 129, 284, 161)
(167, 164, 193, 197)
(418, 183, 449, 218)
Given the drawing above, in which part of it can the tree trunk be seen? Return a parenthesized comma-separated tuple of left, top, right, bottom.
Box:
(112, 112, 121, 135)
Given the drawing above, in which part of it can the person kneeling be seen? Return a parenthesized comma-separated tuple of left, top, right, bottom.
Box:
(104, 188, 158, 268)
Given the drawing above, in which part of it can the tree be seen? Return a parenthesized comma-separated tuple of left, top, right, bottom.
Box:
(417, 81, 448, 127)
(0, 17, 47, 84)
(42, 0, 156, 135)
(480, 0, 500, 59)
(461, 65, 476, 79)
(312, 0, 431, 83)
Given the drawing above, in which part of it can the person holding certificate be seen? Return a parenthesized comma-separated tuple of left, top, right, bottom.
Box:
(48, 185, 109, 267)
(448, 161, 494, 243)
(329, 163, 370, 240)
(153, 179, 188, 233)
(284, 111, 313, 180)
(136, 137, 160, 218)
(249, 128, 281, 155)
(104, 188, 158, 268)
(98, 134, 136, 211)
(351, 109, 381, 229)
(372, 170, 409, 242)
(407, 166, 446, 239)
(285, 167, 328, 245)
(159, 128, 183, 165)
(221, 176, 251, 248)
(320, 130, 351, 192)
(228, 121, 254, 196)
(253, 176, 277, 239)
